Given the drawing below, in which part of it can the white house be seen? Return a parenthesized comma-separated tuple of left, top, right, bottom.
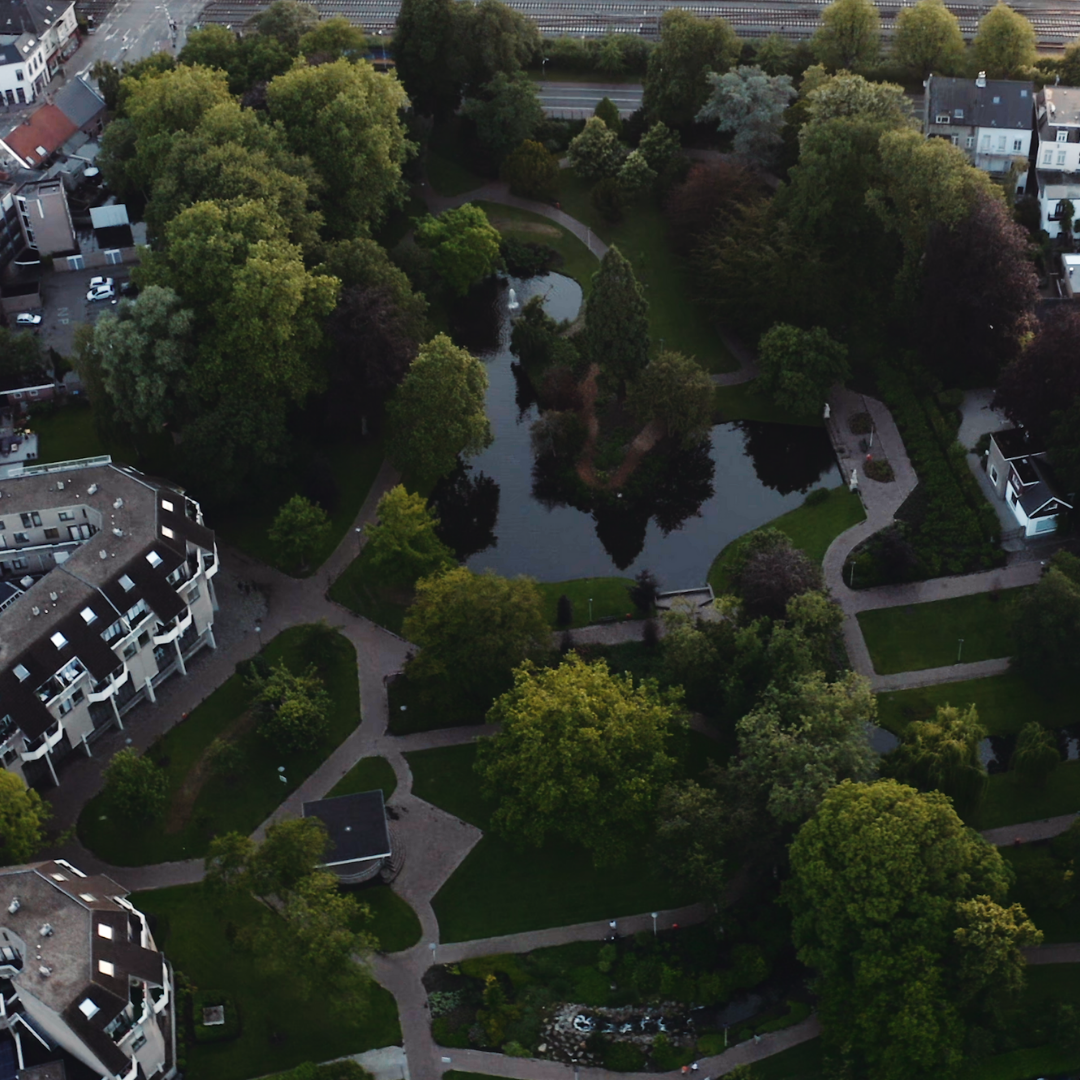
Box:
(0, 0, 78, 106)
(924, 73, 1034, 193)
(1034, 85, 1080, 238)
(986, 429, 1072, 538)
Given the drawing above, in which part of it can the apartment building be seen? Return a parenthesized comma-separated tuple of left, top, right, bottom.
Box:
(0, 858, 176, 1080)
(0, 455, 218, 788)
(1033, 84, 1080, 239)
(0, 0, 79, 106)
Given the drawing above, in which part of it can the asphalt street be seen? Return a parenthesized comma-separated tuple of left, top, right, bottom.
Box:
(72, 0, 204, 80)
(535, 80, 643, 118)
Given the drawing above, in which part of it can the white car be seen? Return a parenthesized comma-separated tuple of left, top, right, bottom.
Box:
(89, 276, 114, 289)
(87, 285, 115, 302)
(14, 313, 41, 326)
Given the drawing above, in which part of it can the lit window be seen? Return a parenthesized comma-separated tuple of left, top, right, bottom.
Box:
(80, 893, 95, 903)
(50, 632, 67, 650)
(161, 527, 175, 539)
(78, 999, 99, 1020)
(97, 960, 114, 976)
(80, 607, 97, 625)
(13, 665, 29, 682)
(146, 551, 162, 568)
(50, 873, 66, 881)
(161, 499, 174, 513)
(119, 574, 135, 592)
(96, 924, 113, 940)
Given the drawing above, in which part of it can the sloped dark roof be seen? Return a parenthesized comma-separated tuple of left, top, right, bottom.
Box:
(0, 0, 63, 37)
(928, 76, 1034, 131)
(991, 428, 1044, 460)
(304, 791, 391, 866)
(53, 79, 105, 131)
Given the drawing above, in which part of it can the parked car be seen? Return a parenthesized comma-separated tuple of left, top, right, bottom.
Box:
(87, 285, 115, 302)
(14, 313, 41, 326)
(89, 276, 114, 289)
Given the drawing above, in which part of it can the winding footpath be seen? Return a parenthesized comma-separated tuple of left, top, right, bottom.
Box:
(41, 183, 1080, 1080)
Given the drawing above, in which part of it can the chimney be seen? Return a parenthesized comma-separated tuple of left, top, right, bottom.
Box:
(976, 71, 987, 88)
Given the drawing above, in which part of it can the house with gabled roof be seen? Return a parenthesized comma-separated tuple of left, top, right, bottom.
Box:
(987, 428, 1072, 537)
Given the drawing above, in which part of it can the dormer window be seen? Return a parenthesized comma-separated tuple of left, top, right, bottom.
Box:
(78, 999, 99, 1020)
(119, 574, 135, 592)
(80, 607, 97, 625)
(97, 960, 114, 976)
(1058, 129, 1069, 143)
(13, 665, 29, 683)
(993, 95, 1001, 104)
(953, 108, 964, 119)
(50, 632, 67, 650)
(935, 114, 950, 124)
(161, 499, 174, 513)
(146, 551, 162, 568)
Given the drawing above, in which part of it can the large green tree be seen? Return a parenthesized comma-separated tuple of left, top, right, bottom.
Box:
(102, 748, 169, 820)
(364, 484, 455, 585)
(567, 116, 625, 181)
(582, 246, 650, 398)
(268, 494, 332, 573)
(457, 0, 540, 91)
(1011, 558, 1080, 688)
(697, 65, 796, 165)
(757, 323, 850, 416)
(477, 653, 684, 865)
(785, 779, 1040, 1080)
(643, 9, 741, 128)
(415, 204, 503, 296)
(248, 0, 318, 49)
(250, 659, 331, 754)
(91, 285, 194, 436)
(500, 140, 560, 200)
(392, 0, 463, 116)
(812, 0, 882, 70)
(386, 335, 492, 485)
(1011, 721, 1061, 785)
(461, 71, 544, 165)
(402, 567, 549, 706)
(266, 59, 412, 238)
(299, 17, 368, 61)
(0, 771, 50, 864)
(628, 350, 714, 444)
(892, 0, 965, 78)
(971, 2, 1037, 78)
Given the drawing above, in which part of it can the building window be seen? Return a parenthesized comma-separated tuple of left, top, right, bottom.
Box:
(1013, 139, 1023, 152)
(138, 631, 150, 648)
(161, 499, 174, 513)
(187, 585, 200, 605)
(119, 573, 135, 591)
(146, 550, 163, 568)
(10, 559, 27, 571)
(997, 136, 1006, 152)
(1058, 128, 1068, 142)
(981, 135, 990, 150)
(13, 665, 28, 682)
(1044, 149, 1054, 165)
(123, 641, 138, 659)
(20, 513, 41, 528)
(1059, 151, 1067, 166)
(125, 598, 150, 625)
(58, 511, 74, 522)
(101, 619, 124, 643)
(15, 71, 23, 81)
(97, 924, 113, 939)
(78, 1000, 99, 1020)
(990, 466, 998, 484)
(97, 960, 114, 976)
(58, 697, 74, 716)
(162, 526, 175, 539)
(66, 254, 83, 270)
(43, 527, 58, 540)
(936, 113, 951, 124)
(71, 689, 84, 705)
(80, 606, 97, 624)
(950, 134, 959, 146)
(50, 632, 68, 649)
(954, 108, 964, 119)
(966, 136, 974, 149)
(12, 533, 28, 544)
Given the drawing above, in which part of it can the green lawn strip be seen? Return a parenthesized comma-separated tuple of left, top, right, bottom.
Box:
(474, 201, 598, 297)
(975, 760, 1080, 831)
(856, 589, 1027, 675)
(1000, 845, 1080, 945)
(557, 170, 737, 374)
(427, 151, 485, 197)
(78, 627, 360, 866)
(713, 381, 822, 427)
(328, 545, 411, 635)
(875, 671, 1080, 737)
(388, 674, 488, 736)
(348, 883, 422, 953)
(538, 576, 636, 629)
(749, 1038, 823, 1080)
(708, 486, 865, 594)
(135, 884, 400, 1080)
(212, 437, 386, 577)
(407, 743, 491, 828)
(329, 756, 398, 799)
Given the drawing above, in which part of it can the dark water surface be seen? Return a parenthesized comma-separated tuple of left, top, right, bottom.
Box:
(451, 274, 841, 586)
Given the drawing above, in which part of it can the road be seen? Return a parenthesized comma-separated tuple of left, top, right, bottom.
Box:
(535, 80, 642, 119)
(71, 0, 203, 80)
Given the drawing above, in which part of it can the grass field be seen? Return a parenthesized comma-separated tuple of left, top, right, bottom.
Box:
(557, 171, 737, 374)
(857, 589, 1026, 675)
(135, 884, 400, 1080)
(709, 486, 865, 594)
(350, 884, 421, 953)
(476, 201, 598, 297)
(976, 760, 1080, 830)
(329, 756, 398, 799)
(328, 545, 412, 635)
(78, 627, 360, 866)
(538, 576, 637, 628)
(427, 151, 485, 197)
(407, 737, 708, 942)
(876, 671, 1080, 736)
(713, 381, 825, 427)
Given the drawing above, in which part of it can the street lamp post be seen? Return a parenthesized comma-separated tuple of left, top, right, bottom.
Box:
(957, 638, 965, 664)
(541, 55, 549, 82)
(650, 911, 658, 936)
(255, 622, 262, 649)
(355, 526, 362, 555)
(589, 597, 593, 623)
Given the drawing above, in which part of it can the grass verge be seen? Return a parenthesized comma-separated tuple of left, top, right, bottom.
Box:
(876, 671, 1080, 736)
(476, 201, 598, 297)
(557, 171, 736, 374)
(538, 576, 636, 629)
(713, 381, 823, 427)
(709, 486, 865, 594)
(856, 589, 1026, 675)
(976, 760, 1080, 831)
(329, 756, 398, 799)
(350, 883, 422, 952)
(136, 884, 400, 1080)
(78, 627, 360, 866)
(408, 741, 697, 942)
(328, 545, 411, 635)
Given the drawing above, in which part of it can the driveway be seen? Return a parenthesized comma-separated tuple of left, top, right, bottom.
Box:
(37, 268, 133, 356)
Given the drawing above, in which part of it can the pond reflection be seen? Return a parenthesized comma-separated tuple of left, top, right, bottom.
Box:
(454, 273, 842, 584)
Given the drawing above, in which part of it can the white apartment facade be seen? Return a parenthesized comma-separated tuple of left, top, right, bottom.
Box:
(0, 456, 219, 789)
(1034, 85, 1080, 239)
(0, 0, 78, 105)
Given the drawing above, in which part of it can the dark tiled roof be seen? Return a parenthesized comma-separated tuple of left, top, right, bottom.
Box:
(928, 76, 1034, 130)
(304, 791, 391, 865)
(0, 0, 61, 37)
(53, 79, 105, 131)
(991, 428, 1044, 460)
(1020, 456, 1072, 515)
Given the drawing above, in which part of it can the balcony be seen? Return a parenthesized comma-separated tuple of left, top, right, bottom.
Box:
(87, 666, 129, 703)
(153, 610, 192, 646)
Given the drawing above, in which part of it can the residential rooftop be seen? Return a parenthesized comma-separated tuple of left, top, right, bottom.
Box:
(927, 76, 1034, 131)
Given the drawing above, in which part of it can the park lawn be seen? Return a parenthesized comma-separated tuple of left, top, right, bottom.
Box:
(1000, 845, 1080, 945)
(77, 627, 360, 866)
(538, 576, 636, 628)
(856, 589, 1027, 675)
(387, 673, 489, 735)
(709, 486, 865, 594)
(875, 670, 1080, 736)
(752, 1040, 823, 1080)
(975, 759, 1080, 830)
(329, 756, 398, 799)
(713, 381, 823, 427)
(328, 545, 411, 635)
(350, 884, 422, 953)
(135, 884, 400, 1080)
(475, 201, 598, 297)
(408, 740, 703, 941)
(427, 152, 485, 197)
(557, 171, 737, 374)
(212, 437, 386, 577)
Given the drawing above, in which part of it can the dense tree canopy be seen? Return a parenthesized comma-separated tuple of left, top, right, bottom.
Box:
(477, 653, 684, 865)
(0, 771, 50, 864)
(628, 351, 715, 444)
(249, 0, 319, 51)
(583, 246, 650, 398)
(364, 485, 455, 585)
(971, 2, 1037, 78)
(501, 140, 560, 200)
(415, 204, 503, 296)
(392, 0, 463, 115)
(697, 65, 796, 164)
(892, 0, 965, 78)
(567, 117, 625, 181)
(757, 323, 850, 416)
(386, 334, 492, 485)
(812, 0, 881, 70)
(402, 568, 549, 706)
(250, 659, 331, 752)
(462, 71, 544, 165)
(269, 495, 332, 572)
(1011, 556, 1080, 688)
(785, 779, 1040, 1080)
(643, 9, 741, 128)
